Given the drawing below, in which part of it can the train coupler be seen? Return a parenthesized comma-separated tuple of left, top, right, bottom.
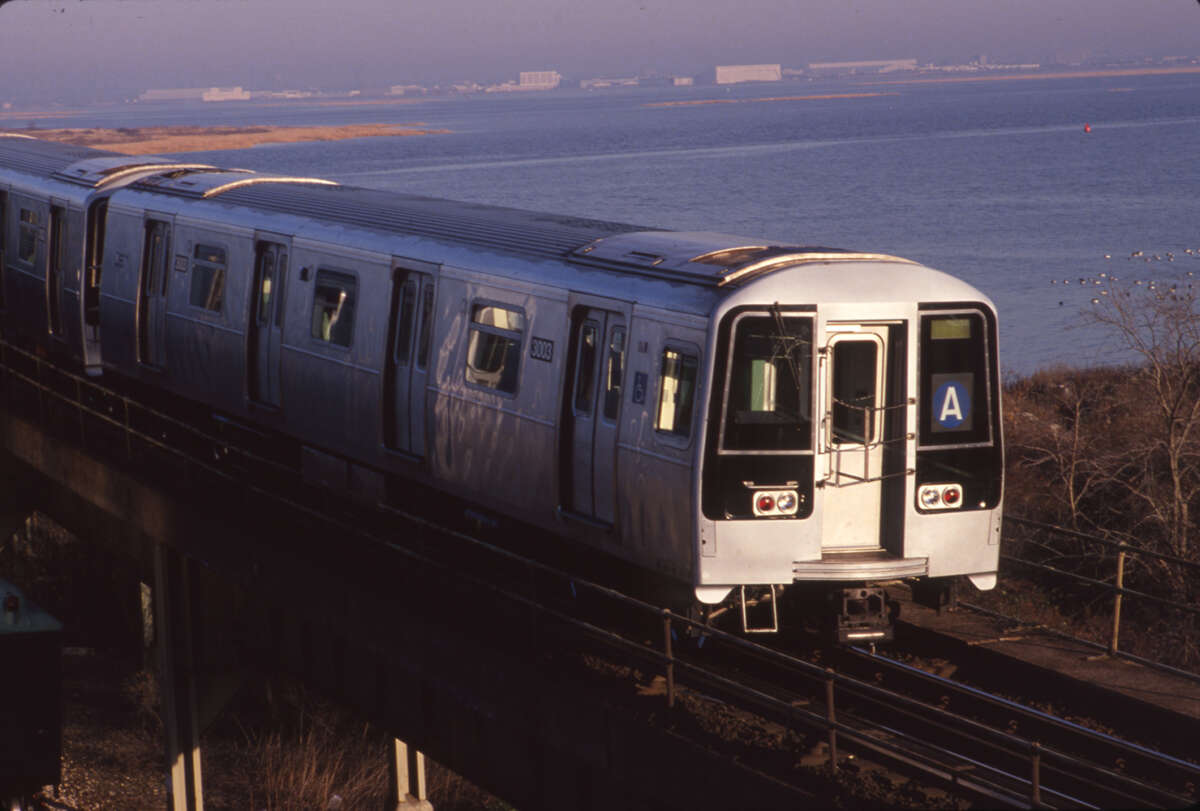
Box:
(833, 586, 897, 644)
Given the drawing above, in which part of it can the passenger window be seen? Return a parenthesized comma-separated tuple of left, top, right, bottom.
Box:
(416, 286, 434, 370)
(603, 326, 626, 421)
(310, 270, 357, 348)
(189, 244, 227, 313)
(393, 280, 418, 366)
(573, 322, 599, 414)
(655, 347, 698, 438)
(18, 208, 36, 264)
(465, 303, 524, 394)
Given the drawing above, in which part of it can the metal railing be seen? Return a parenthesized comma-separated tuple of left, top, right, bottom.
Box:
(2, 340, 1198, 806)
(973, 515, 1200, 681)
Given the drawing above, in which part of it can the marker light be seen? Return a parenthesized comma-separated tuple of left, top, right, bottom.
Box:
(918, 483, 964, 511)
(752, 489, 801, 517)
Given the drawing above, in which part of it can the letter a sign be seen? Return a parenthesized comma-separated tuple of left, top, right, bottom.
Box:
(931, 373, 973, 432)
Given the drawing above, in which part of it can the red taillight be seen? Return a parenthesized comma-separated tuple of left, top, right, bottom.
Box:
(943, 487, 961, 506)
(756, 494, 776, 513)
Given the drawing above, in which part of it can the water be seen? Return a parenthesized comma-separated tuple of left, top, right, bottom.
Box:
(29, 74, 1200, 374)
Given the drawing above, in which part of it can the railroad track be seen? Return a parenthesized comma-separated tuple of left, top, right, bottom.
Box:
(7, 354, 1200, 808)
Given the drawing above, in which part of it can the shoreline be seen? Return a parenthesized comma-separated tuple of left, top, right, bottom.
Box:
(3, 123, 450, 154)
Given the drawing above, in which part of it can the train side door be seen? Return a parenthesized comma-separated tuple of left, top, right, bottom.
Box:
(137, 217, 172, 368)
(384, 262, 437, 457)
(563, 306, 626, 524)
(819, 325, 888, 549)
(249, 239, 289, 408)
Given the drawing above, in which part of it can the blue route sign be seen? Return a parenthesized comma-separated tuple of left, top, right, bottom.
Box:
(931, 374, 973, 432)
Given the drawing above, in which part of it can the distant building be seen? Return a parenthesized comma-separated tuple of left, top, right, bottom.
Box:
(519, 71, 561, 90)
(137, 88, 207, 102)
(806, 59, 918, 75)
(579, 77, 639, 89)
(388, 84, 427, 96)
(673, 76, 694, 87)
(712, 64, 782, 85)
(201, 87, 250, 102)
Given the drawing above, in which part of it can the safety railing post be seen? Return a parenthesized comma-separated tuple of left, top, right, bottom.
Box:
(662, 608, 675, 709)
(1030, 741, 1042, 807)
(1110, 547, 1126, 656)
(825, 667, 838, 773)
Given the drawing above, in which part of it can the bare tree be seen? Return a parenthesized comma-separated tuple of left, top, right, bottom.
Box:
(1085, 282, 1200, 563)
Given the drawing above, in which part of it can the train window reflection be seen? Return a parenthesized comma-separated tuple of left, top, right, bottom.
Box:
(603, 326, 625, 421)
(310, 270, 357, 348)
(465, 302, 523, 394)
(656, 347, 698, 438)
(573, 322, 598, 414)
(18, 208, 36, 264)
(721, 315, 812, 451)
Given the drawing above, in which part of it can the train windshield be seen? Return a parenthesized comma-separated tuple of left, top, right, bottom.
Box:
(720, 313, 813, 451)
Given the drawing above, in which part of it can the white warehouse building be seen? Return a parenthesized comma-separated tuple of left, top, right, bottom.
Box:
(712, 64, 783, 84)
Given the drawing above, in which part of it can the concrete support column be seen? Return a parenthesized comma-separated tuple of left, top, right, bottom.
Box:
(390, 738, 432, 810)
(154, 543, 204, 811)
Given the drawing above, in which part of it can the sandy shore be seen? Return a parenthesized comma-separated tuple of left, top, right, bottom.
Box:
(6, 123, 450, 154)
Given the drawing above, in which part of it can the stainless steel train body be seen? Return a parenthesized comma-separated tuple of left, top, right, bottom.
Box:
(0, 137, 1003, 633)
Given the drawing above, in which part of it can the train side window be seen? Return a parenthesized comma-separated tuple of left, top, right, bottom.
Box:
(416, 286, 434, 370)
(655, 346, 698, 438)
(602, 326, 626, 421)
(465, 302, 524, 394)
(310, 269, 357, 348)
(393, 280, 418, 366)
(18, 208, 36, 264)
(573, 321, 599, 414)
(189, 243, 227, 313)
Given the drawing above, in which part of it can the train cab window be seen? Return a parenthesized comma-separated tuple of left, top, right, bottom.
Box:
(18, 209, 36, 264)
(310, 270, 357, 348)
(655, 347, 698, 438)
(465, 303, 524, 394)
(189, 244, 227, 313)
(919, 310, 992, 447)
(720, 314, 812, 451)
(603, 326, 626, 421)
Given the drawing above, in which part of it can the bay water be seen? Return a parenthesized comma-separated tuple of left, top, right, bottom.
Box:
(31, 73, 1200, 375)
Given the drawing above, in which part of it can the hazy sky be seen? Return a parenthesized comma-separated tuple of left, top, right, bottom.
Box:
(1, 0, 1198, 100)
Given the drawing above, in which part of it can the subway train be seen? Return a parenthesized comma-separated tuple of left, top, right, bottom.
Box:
(0, 134, 1002, 640)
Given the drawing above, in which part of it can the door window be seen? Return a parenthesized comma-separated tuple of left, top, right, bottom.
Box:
(602, 326, 626, 421)
(831, 340, 878, 444)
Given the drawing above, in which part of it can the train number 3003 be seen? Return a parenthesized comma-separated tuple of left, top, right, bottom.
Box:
(529, 337, 554, 363)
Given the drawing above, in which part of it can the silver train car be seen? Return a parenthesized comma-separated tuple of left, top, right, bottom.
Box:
(0, 135, 1002, 639)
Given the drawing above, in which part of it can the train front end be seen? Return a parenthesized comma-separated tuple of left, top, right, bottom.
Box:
(696, 256, 1003, 639)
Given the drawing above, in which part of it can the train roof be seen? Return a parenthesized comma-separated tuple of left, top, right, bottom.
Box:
(0, 135, 215, 190)
(130, 173, 918, 290)
(1, 137, 946, 298)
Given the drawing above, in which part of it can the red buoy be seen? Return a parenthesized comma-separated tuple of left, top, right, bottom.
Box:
(1084, 123, 1091, 133)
